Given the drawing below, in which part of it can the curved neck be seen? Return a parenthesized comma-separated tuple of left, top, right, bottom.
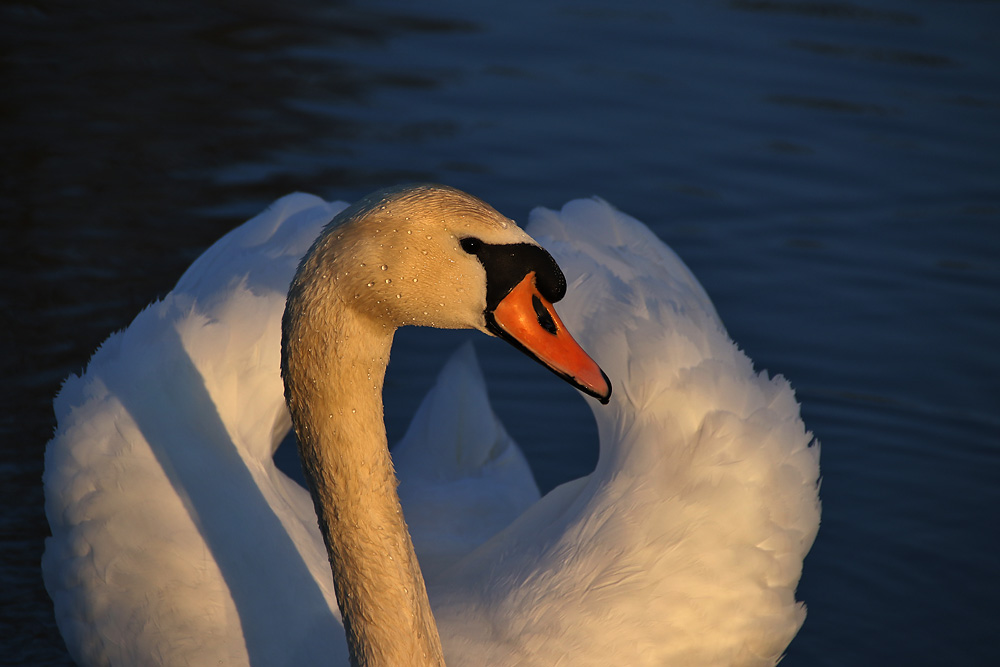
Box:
(282, 284, 445, 666)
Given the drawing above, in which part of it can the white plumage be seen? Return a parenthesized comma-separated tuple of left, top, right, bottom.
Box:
(44, 192, 819, 665)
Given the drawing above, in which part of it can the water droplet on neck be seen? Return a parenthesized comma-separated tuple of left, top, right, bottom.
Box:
(380, 264, 388, 271)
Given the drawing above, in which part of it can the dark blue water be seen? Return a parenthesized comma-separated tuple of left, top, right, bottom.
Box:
(3, 0, 998, 664)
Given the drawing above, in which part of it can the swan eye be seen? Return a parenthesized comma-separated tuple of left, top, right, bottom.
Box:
(460, 237, 483, 255)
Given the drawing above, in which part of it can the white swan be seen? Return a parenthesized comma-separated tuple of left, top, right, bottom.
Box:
(43, 185, 820, 666)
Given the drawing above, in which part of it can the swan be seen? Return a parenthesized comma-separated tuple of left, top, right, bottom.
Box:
(43, 184, 820, 666)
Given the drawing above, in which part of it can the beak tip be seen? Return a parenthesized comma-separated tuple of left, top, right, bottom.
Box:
(598, 375, 613, 405)
(586, 369, 613, 405)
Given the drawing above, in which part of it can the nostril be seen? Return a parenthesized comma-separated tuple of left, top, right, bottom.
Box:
(532, 294, 558, 335)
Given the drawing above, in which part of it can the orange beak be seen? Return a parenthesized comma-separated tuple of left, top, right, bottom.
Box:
(486, 272, 612, 404)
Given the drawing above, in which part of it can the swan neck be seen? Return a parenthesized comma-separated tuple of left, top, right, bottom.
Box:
(282, 287, 444, 666)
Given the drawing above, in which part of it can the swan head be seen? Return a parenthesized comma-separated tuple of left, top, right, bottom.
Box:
(289, 183, 611, 403)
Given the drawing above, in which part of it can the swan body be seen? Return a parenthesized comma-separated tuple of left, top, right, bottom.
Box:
(44, 186, 819, 666)
(393, 342, 541, 580)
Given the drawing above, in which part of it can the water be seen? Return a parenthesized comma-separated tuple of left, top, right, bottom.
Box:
(3, 0, 998, 664)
